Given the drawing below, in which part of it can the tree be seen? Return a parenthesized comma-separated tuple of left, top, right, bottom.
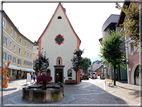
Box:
(80, 57, 91, 72)
(115, 1, 142, 48)
(99, 30, 126, 86)
(71, 49, 84, 83)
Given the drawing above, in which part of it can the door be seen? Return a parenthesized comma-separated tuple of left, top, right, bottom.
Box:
(55, 69, 63, 83)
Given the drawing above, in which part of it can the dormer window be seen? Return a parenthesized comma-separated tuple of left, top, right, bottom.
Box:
(57, 16, 62, 19)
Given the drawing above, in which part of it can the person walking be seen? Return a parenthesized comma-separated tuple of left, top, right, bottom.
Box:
(33, 73, 36, 82)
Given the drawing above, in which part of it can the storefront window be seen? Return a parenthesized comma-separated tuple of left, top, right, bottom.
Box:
(18, 71, 21, 77)
(8, 68, 11, 77)
(12, 69, 16, 77)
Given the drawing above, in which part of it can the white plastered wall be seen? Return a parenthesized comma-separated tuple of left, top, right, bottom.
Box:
(41, 6, 78, 83)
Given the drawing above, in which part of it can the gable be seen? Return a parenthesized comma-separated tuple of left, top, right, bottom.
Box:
(38, 3, 81, 54)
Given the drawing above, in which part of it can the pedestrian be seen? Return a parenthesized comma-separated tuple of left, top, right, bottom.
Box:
(33, 73, 36, 82)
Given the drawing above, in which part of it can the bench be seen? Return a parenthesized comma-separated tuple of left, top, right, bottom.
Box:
(105, 79, 113, 86)
(65, 79, 76, 84)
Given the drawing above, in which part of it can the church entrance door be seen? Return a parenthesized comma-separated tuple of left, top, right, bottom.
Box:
(55, 69, 63, 83)
(54, 65, 65, 83)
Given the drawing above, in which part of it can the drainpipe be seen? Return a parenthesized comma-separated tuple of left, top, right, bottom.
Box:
(125, 35, 129, 84)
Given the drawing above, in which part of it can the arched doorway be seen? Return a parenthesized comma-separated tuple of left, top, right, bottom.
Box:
(134, 65, 141, 85)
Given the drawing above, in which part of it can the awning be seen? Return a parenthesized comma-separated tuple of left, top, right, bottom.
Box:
(1, 62, 20, 70)
(18, 67, 35, 72)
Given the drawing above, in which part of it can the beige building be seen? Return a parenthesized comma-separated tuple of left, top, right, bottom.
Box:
(0, 10, 35, 80)
(33, 41, 39, 60)
(92, 60, 102, 72)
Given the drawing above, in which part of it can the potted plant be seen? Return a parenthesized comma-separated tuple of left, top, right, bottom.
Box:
(37, 74, 52, 90)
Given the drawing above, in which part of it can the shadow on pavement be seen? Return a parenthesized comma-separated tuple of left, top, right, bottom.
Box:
(128, 90, 141, 98)
(2, 79, 140, 106)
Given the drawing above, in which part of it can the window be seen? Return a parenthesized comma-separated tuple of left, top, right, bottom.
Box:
(36, 53, 38, 57)
(27, 61, 29, 66)
(19, 37, 22, 43)
(130, 42, 134, 52)
(31, 45, 34, 50)
(57, 16, 62, 19)
(28, 43, 30, 48)
(25, 41, 27, 46)
(13, 57, 16, 63)
(3, 17, 6, 29)
(56, 57, 62, 65)
(19, 47, 21, 54)
(30, 53, 32, 58)
(36, 47, 38, 51)
(18, 59, 21, 65)
(14, 44, 16, 52)
(28, 52, 29, 57)
(129, 41, 135, 55)
(24, 50, 27, 56)
(55, 34, 64, 45)
(68, 69, 72, 77)
(18, 71, 21, 77)
(15, 32, 17, 39)
(24, 60, 26, 65)
(9, 40, 12, 49)
(58, 58, 61, 65)
(11, 27, 13, 36)
(8, 54, 12, 61)
(12, 69, 16, 77)
(8, 68, 11, 77)
(4, 36, 8, 45)
(3, 51, 7, 60)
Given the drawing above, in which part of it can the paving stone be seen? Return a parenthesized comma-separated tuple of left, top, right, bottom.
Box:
(1, 78, 140, 106)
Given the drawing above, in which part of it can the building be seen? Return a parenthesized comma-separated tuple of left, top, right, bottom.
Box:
(1, 10, 35, 80)
(92, 60, 102, 72)
(37, 3, 81, 83)
(100, 14, 127, 81)
(117, 1, 141, 85)
(33, 41, 39, 60)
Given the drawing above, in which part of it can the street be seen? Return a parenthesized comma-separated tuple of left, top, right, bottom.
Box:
(1, 76, 141, 106)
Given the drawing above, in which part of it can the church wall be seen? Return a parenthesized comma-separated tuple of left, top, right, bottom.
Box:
(41, 6, 78, 83)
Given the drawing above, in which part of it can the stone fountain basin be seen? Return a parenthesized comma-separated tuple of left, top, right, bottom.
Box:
(22, 85, 64, 102)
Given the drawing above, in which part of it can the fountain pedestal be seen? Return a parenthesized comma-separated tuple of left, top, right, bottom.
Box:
(22, 84, 64, 102)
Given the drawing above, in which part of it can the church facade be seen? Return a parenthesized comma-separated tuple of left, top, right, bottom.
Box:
(38, 3, 81, 83)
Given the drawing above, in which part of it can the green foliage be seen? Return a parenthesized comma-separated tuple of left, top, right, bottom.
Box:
(80, 57, 91, 72)
(99, 30, 127, 69)
(118, 1, 142, 48)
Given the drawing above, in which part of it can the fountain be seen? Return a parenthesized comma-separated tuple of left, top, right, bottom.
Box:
(22, 83, 64, 102)
(22, 51, 64, 102)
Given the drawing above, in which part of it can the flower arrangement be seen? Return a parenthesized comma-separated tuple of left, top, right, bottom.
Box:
(37, 74, 52, 83)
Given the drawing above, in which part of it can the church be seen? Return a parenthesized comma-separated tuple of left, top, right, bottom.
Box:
(37, 3, 81, 83)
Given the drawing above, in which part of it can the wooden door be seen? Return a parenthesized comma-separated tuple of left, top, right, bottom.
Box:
(55, 69, 63, 83)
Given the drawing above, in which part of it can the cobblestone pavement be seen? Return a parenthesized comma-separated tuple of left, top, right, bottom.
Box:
(0, 77, 141, 106)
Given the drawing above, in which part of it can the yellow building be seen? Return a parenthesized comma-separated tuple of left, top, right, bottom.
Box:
(1, 11, 35, 80)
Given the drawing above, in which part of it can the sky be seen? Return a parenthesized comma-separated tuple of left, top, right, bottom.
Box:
(2, 1, 124, 63)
